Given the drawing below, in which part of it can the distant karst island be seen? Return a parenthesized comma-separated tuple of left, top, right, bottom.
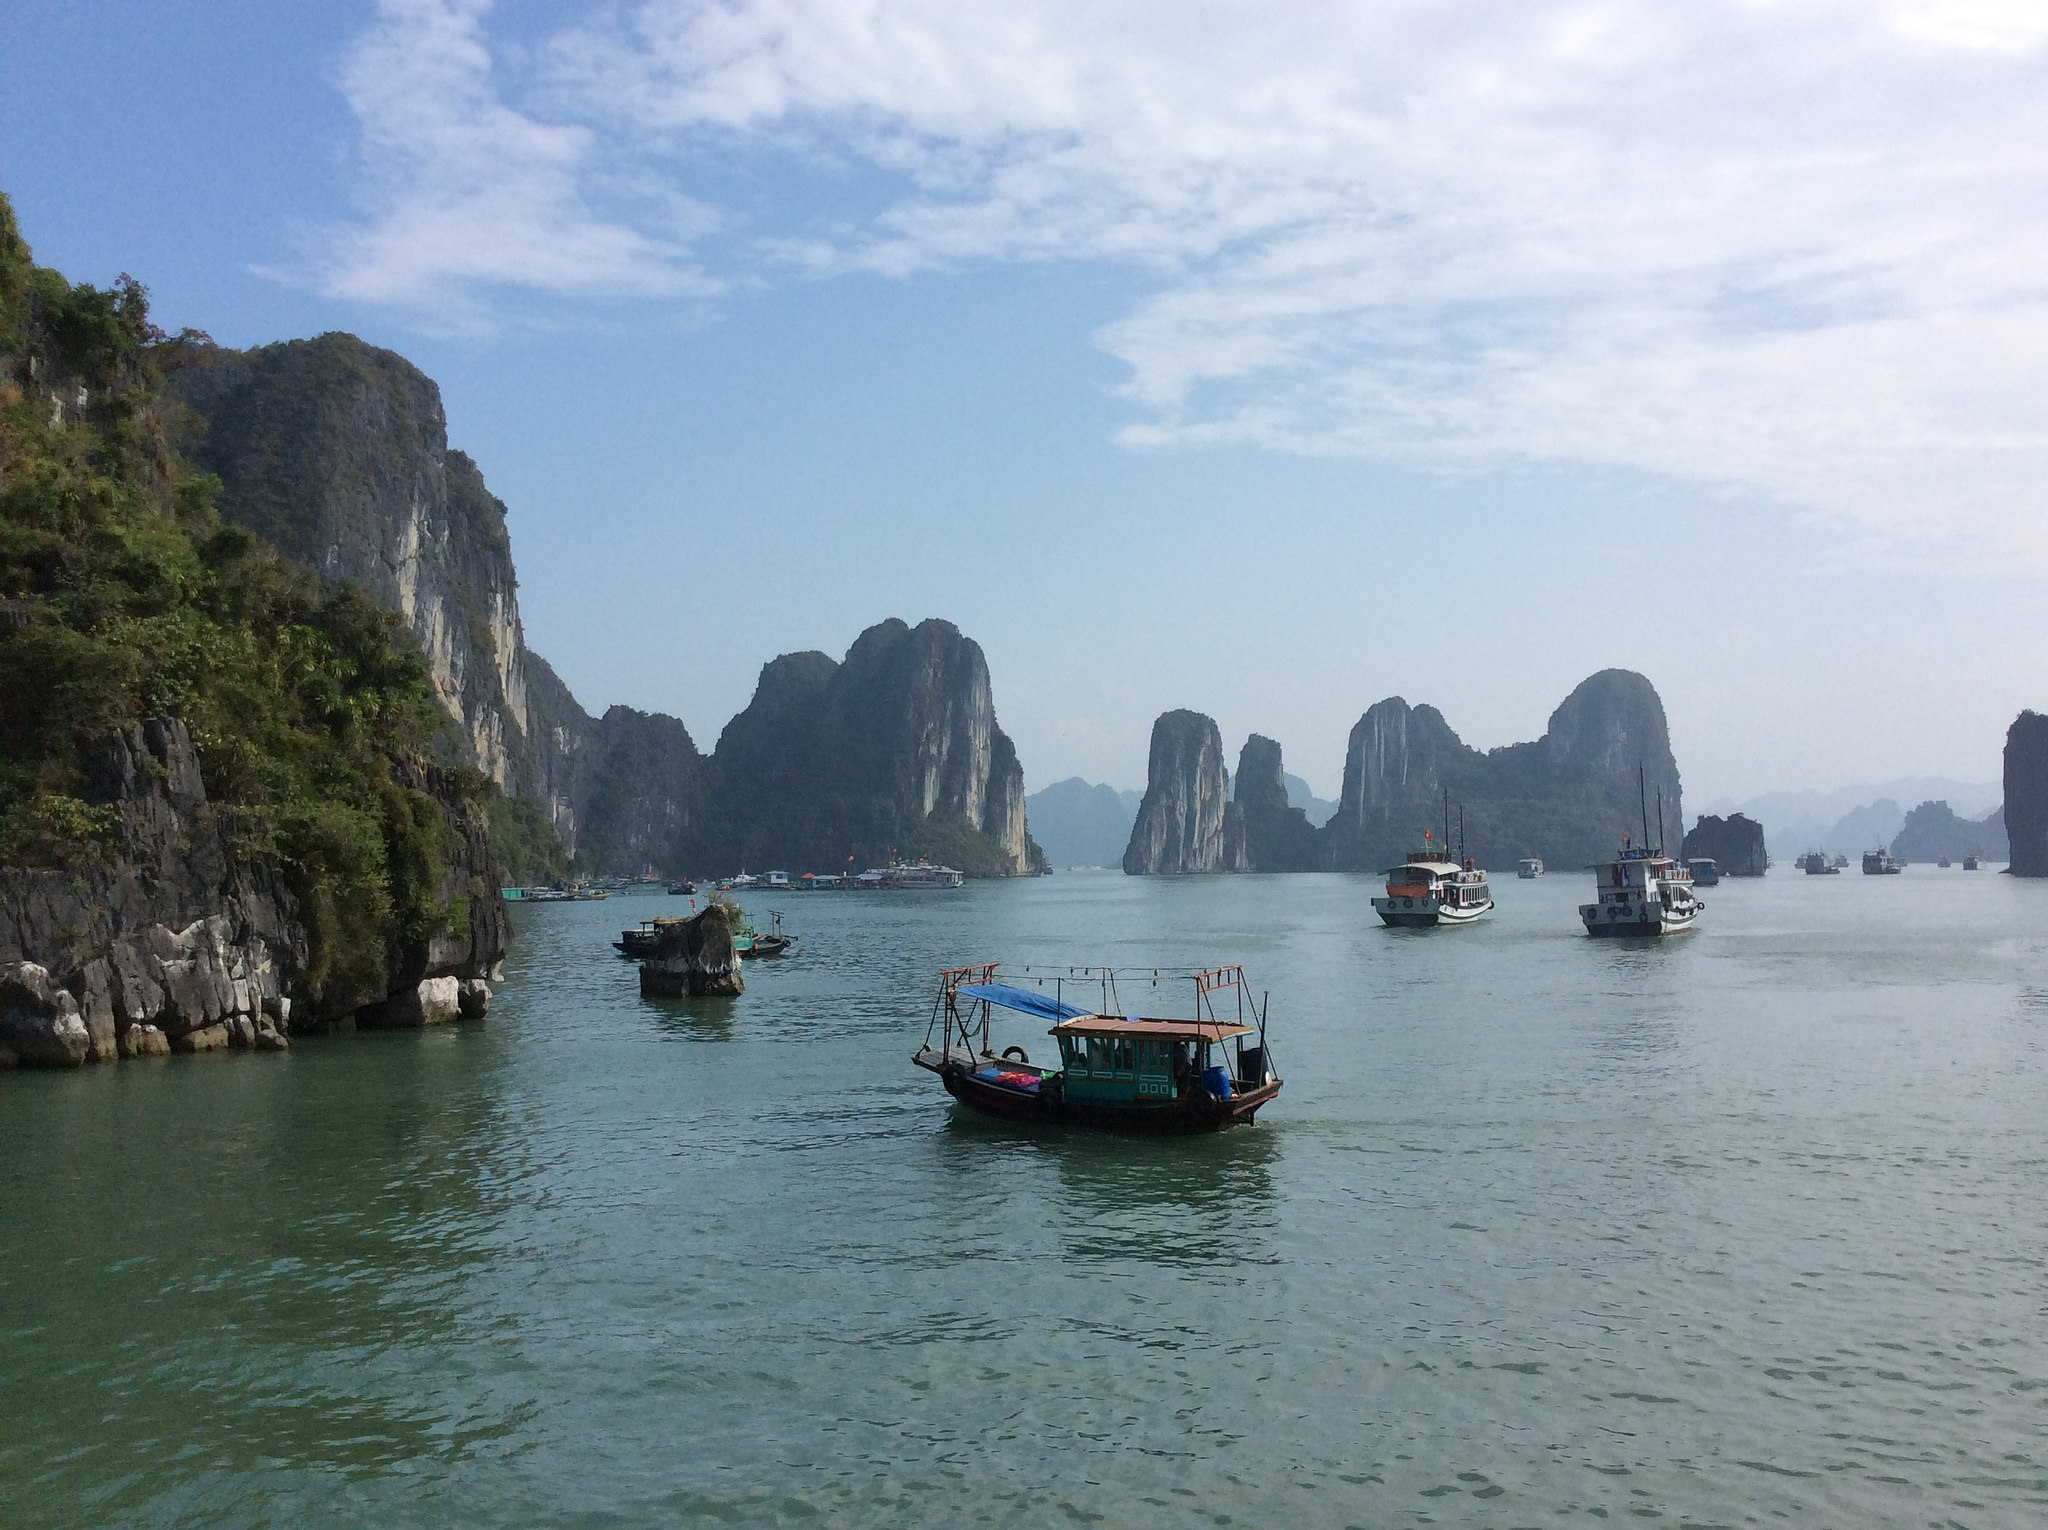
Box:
(1118, 671, 1688, 876)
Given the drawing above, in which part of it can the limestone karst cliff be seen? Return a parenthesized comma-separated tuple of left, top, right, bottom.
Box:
(0, 717, 507, 1066)
(1681, 813, 1769, 875)
(2002, 712, 2048, 876)
(0, 193, 508, 1067)
(703, 618, 1037, 875)
(1323, 670, 1684, 872)
(1123, 711, 1246, 874)
(171, 333, 705, 875)
(1235, 735, 1322, 871)
(1889, 800, 2007, 864)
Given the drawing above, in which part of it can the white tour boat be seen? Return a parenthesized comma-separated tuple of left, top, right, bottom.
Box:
(1579, 839, 1702, 937)
(1517, 856, 1544, 879)
(1373, 845, 1494, 928)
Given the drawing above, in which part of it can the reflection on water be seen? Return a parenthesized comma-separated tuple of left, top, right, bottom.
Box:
(640, 991, 739, 1041)
(4, 871, 2048, 1525)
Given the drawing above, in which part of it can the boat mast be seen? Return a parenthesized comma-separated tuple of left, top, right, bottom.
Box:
(1656, 789, 1666, 856)
(1638, 762, 1650, 851)
(1442, 786, 1450, 857)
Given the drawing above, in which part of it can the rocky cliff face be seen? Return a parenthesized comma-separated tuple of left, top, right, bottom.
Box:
(2003, 712, 2048, 876)
(1324, 699, 1466, 871)
(0, 719, 506, 1067)
(172, 334, 703, 875)
(1123, 711, 1246, 874)
(1681, 813, 1769, 875)
(174, 337, 529, 783)
(1235, 735, 1322, 871)
(705, 619, 1034, 875)
(1323, 670, 1683, 872)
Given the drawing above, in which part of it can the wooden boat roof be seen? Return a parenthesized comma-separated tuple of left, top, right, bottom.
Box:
(1050, 1015, 1256, 1041)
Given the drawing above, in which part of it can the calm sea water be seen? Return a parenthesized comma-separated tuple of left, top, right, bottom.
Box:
(5, 868, 2048, 1527)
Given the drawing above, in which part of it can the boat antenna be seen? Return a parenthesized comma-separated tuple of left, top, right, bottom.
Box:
(1442, 786, 1450, 857)
(1458, 803, 1465, 858)
(1656, 788, 1666, 856)
(1638, 762, 1650, 852)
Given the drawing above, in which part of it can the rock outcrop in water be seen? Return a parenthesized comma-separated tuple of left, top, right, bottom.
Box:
(639, 903, 743, 997)
(1235, 735, 1322, 872)
(1123, 712, 1246, 874)
(703, 619, 1038, 876)
(172, 334, 705, 876)
(1681, 813, 1769, 875)
(1323, 670, 1683, 873)
(2002, 712, 2048, 876)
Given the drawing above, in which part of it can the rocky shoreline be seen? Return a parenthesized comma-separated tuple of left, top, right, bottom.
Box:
(0, 718, 507, 1071)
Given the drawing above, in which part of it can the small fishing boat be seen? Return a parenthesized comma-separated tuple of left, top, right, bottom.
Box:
(1579, 838, 1702, 936)
(1861, 848, 1903, 875)
(1963, 854, 1982, 871)
(912, 964, 1281, 1133)
(733, 910, 795, 959)
(667, 880, 695, 896)
(1517, 856, 1544, 879)
(1686, 856, 1722, 886)
(1938, 854, 1952, 868)
(1797, 851, 1840, 875)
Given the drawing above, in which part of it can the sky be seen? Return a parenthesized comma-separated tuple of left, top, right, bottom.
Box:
(5, 0, 2046, 804)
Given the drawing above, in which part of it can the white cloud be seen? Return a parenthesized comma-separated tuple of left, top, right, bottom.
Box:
(316, 0, 714, 324)
(326, 0, 2048, 557)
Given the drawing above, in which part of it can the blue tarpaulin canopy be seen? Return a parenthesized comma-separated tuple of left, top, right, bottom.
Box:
(955, 983, 1088, 1023)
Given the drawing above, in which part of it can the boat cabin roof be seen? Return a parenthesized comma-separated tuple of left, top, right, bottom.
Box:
(1050, 1015, 1255, 1042)
(1384, 859, 1461, 875)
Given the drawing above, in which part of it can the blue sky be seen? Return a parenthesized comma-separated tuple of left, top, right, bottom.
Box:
(6, 0, 2046, 803)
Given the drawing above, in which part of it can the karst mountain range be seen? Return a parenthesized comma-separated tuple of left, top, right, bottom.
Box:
(164, 330, 1722, 883)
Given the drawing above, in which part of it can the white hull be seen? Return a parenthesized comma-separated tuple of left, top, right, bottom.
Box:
(1374, 895, 1493, 927)
(1580, 900, 1700, 936)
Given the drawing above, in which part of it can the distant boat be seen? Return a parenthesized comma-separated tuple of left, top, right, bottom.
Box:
(1517, 856, 1544, 879)
(1861, 848, 1903, 875)
(875, 858, 966, 889)
(1963, 854, 1982, 870)
(1686, 857, 1722, 886)
(1938, 855, 1952, 868)
(1797, 852, 1840, 876)
(667, 880, 695, 895)
(1580, 839, 1702, 936)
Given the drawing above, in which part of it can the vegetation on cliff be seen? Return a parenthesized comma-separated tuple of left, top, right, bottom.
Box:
(0, 192, 483, 1003)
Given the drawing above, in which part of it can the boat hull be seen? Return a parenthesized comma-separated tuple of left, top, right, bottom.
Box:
(1579, 903, 1700, 937)
(914, 1049, 1279, 1133)
(1372, 895, 1491, 927)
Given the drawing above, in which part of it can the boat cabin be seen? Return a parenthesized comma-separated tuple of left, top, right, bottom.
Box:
(1052, 1016, 1259, 1104)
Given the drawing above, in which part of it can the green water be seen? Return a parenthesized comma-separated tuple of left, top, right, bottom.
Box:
(5, 870, 2047, 1526)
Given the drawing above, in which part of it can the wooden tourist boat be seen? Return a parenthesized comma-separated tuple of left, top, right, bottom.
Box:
(912, 964, 1281, 1133)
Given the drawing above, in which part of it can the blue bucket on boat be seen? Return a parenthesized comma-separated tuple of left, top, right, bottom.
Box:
(1202, 1065, 1233, 1100)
